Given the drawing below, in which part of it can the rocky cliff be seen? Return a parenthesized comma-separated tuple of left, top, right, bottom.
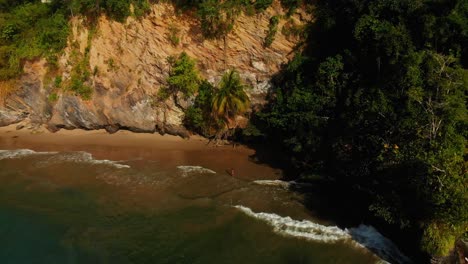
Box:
(0, 2, 309, 137)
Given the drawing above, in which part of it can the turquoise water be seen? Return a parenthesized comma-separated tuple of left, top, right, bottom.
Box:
(0, 149, 408, 264)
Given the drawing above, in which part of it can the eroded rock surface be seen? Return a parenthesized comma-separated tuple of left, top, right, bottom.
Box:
(0, 1, 309, 136)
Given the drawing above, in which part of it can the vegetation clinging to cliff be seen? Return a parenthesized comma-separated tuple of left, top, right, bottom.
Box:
(165, 52, 200, 98)
(0, 1, 68, 80)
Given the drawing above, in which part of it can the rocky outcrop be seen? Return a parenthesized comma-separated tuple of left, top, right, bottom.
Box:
(0, 1, 309, 136)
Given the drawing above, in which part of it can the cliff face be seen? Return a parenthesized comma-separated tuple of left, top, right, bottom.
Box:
(0, 2, 309, 136)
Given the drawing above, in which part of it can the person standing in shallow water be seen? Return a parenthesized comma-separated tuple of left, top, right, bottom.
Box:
(230, 168, 235, 177)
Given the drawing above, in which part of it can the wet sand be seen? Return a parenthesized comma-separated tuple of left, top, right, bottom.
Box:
(0, 125, 283, 181)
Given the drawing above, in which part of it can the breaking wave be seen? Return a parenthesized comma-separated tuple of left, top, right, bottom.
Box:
(252, 180, 290, 188)
(0, 149, 130, 169)
(0, 149, 57, 159)
(177, 166, 216, 176)
(234, 205, 350, 243)
(234, 205, 411, 264)
(252, 180, 314, 188)
(46, 151, 131, 169)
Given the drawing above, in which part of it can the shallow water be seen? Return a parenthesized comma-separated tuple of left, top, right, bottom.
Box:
(0, 148, 410, 264)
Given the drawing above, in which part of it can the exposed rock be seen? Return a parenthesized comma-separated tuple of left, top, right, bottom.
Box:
(105, 124, 120, 134)
(46, 123, 61, 133)
(252, 61, 268, 72)
(0, 1, 309, 137)
(0, 109, 24, 126)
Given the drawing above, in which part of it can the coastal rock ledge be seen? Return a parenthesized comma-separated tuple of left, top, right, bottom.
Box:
(0, 2, 309, 137)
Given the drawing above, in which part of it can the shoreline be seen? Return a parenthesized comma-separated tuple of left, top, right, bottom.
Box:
(0, 124, 283, 181)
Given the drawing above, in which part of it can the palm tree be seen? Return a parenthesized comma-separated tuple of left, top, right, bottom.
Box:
(211, 70, 250, 137)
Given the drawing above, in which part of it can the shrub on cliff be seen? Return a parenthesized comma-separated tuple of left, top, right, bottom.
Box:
(0, 2, 69, 80)
(198, 0, 241, 39)
(264, 15, 279, 47)
(165, 52, 200, 98)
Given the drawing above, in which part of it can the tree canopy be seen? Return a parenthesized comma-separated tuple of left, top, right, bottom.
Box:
(258, 0, 467, 258)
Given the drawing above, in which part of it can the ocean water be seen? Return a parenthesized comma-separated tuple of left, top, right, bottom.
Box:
(0, 149, 411, 264)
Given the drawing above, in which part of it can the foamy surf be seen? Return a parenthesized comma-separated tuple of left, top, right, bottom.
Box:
(234, 205, 350, 243)
(253, 180, 314, 188)
(234, 205, 411, 264)
(0, 149, 130, 169)
(252, 180, 290, 188)
(0, 149, 58, 160)
(43, 151, 131, 169)
(177, 166, 216, 176)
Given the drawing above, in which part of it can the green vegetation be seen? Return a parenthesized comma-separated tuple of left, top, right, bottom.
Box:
(254, 0, 273, 12)
(279, 0, 301, 16)
(264, 16, 279, 48)
(58, 0, 150, 22)
(197, 0, 240, 39)
(184, 80, 218, 136)
(0, 0, 281, 83)
(4, 0, 465, 259)
(184, 70, 250, 139)
(0, 2, 69, 80)
(162, 52, 250, 138)
(257, 0, 467, 258)
(167, 23, 181, 46)
(281, 18, 307, 40)
(0, 0, 151, 82)
(48, 92, 59, 102)
(211, 70, 250, 125)
(164, 52, 200, 98)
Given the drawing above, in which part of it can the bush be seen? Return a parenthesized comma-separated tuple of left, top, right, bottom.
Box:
(69, 75, 93, 100)
(280, 0, 301, 15)
(133, 0, 151, 18)
(183, 80, 216, 136)
(254, 0, 273, 11)
(48, 93, 59, 102)
(184, 106, 205, 131)
(0, 2, 69, 80)
(104, 0, 131, 22)
(198, 0, 240, 39)
(421, 222, 458, 256)
(166, 52, 200, 97)
(264, 16, 279, 48)
(166, 23, 181, 46)
(54, 76, 62, 88)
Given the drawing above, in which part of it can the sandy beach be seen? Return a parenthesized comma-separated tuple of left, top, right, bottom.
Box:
(0, 125, 283, 181)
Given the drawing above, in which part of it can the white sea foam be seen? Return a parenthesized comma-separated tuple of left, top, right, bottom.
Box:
(252, 180, 290, 188)
(177, 166, 216, 176)
(253, 180, 314, 188)
(0, 149, 130, 169)
(234, 205, 411, 264)
(44, 151, 131, 169)
(0, 149, 57, 160)
(234, 205, 351, 243)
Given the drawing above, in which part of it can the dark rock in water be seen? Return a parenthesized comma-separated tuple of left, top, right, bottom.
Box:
(105, 125, 120, 134)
